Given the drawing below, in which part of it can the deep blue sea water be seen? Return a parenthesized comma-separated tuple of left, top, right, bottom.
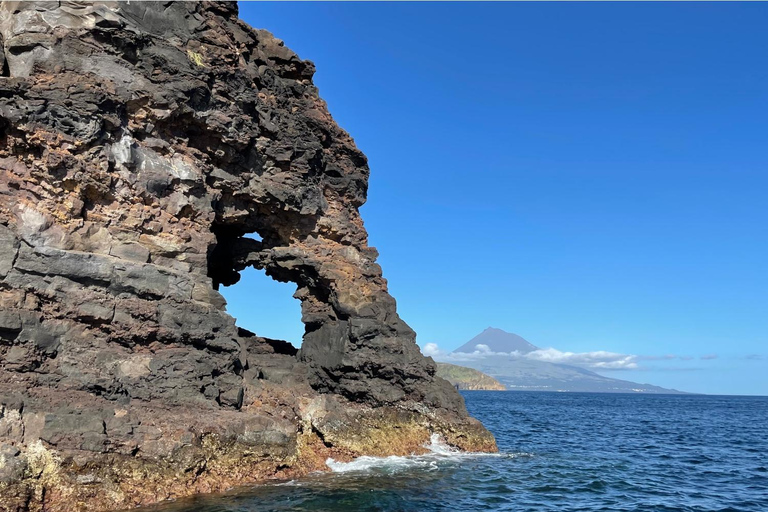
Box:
(145, 392, 768, 511)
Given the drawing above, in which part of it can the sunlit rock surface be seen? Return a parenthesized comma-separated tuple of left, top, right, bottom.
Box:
(0, 2, 494, 510)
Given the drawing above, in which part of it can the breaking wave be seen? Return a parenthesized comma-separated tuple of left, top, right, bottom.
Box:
(325, 433, 531, 474)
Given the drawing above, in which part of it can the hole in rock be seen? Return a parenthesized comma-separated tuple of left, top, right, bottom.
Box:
(220, 265, 304, 349)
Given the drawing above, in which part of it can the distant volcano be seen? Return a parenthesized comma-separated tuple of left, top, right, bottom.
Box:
(448, 328, 685, 394)
(454, 327, 539, 354)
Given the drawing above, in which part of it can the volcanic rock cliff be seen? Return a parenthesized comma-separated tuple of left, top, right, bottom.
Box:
(0, 2, 495, 510)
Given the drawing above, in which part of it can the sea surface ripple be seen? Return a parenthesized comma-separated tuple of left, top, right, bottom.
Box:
(142, 392, 768, 511)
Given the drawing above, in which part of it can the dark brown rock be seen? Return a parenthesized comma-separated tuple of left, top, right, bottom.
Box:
(0, 2, 495, 510)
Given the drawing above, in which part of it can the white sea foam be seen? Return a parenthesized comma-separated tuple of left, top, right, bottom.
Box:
(325, 454, 421, 473)
(325, 433, 530, 474)
(275, 479, 300, 486)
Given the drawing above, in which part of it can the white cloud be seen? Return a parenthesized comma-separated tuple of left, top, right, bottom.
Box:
(422, 342, 443, 358)
(525, 347, 639, 370)
(425, 344, 523, 362)
(420, 342, 723, 371)
(420, 342, 639, 369)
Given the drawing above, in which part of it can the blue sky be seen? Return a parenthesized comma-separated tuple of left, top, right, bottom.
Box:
(227, 2, 768, 395)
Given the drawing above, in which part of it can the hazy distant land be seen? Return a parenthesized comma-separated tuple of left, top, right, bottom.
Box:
(437, 328, 686, 394)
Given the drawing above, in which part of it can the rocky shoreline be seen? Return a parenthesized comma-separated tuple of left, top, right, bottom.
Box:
(0, 2, 495, 510)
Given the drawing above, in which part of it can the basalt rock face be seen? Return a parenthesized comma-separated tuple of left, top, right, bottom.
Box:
(0, 2, 495, 510)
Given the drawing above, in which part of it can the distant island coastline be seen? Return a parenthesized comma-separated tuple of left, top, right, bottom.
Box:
(432, 328, 687, 394)
(436, 363, 506, 391)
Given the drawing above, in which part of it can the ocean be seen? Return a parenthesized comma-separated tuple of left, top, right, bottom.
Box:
(143, 392, 768, 511)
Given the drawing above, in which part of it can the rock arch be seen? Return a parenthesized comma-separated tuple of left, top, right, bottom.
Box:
(0, 2, 494, 509)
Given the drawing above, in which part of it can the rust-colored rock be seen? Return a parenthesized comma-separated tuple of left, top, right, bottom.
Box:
(0, 2, 495, 510)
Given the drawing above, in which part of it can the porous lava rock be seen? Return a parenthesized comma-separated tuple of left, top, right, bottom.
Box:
(0, 2, 495, 510)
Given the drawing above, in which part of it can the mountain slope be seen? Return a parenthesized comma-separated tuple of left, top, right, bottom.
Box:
(454, 327, 539, 354)
(459, 357, 683, 393)
(448, 329, 685, 394)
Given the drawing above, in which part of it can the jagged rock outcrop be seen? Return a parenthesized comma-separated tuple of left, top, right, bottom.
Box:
(0, 2, 495, 510)
(436, 363, 506, 391)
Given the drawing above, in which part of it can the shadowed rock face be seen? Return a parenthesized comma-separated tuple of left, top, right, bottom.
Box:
(0, 2, 494, 510)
